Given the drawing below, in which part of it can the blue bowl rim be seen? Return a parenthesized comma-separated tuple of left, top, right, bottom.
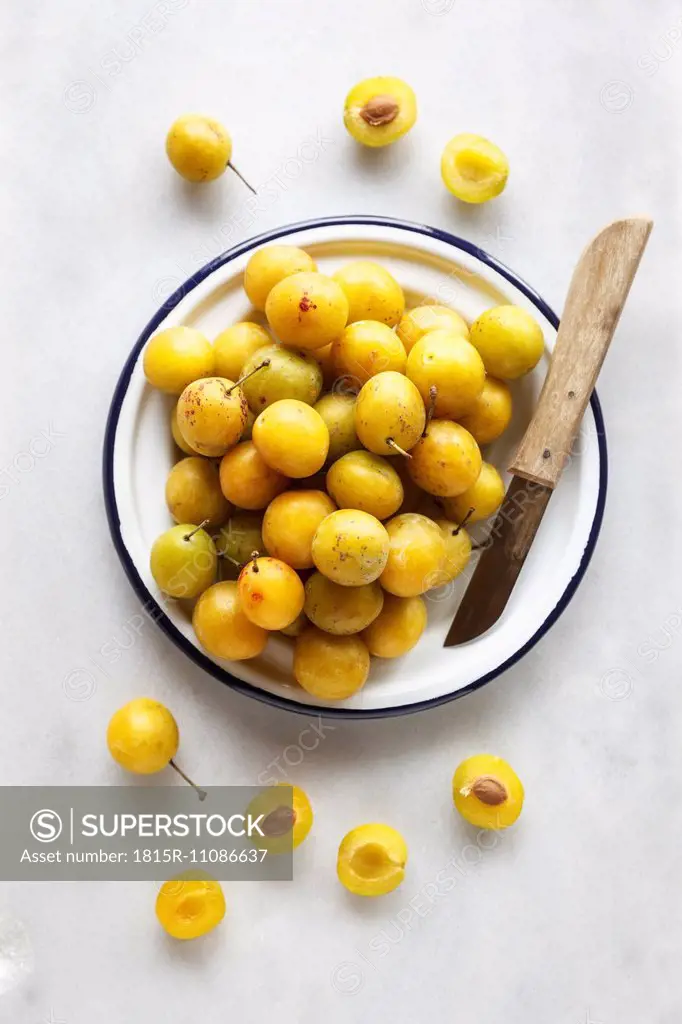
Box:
(102, 214, 608, 720)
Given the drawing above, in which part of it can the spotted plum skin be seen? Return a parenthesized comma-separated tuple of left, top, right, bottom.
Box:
(177, 377, 248, 458)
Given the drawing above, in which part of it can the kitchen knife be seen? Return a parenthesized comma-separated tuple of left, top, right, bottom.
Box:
(444, 217, 652, 647)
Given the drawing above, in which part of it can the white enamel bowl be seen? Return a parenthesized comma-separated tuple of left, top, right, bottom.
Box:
(103, 216, 607, 718)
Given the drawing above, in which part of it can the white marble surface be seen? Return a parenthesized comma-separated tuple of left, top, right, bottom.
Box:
(1, 1, 681, 1021)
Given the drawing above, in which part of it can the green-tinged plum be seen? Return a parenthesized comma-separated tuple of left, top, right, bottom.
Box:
(314, 394, 361, 463)
(215, 513, 264, 578)
(241, 344, 322, 412)
(150, 523, 217, 599)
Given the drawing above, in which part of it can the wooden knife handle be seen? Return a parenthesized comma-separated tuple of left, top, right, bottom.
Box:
(509, 217, 652, 488)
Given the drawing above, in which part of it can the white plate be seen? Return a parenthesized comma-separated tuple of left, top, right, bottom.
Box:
(103, 216, 607, 718)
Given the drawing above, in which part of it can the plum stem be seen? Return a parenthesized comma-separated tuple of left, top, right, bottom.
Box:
(386, 438, 412, 459)
(423, 385, 438, 435)
(227, 359, 270, 393)
(453, 508, 475, 535)
(169, 759, 207, 801)
(228, 161, 256, 195)
(184, 519, 210, 541)
(220, 552, 241, 566)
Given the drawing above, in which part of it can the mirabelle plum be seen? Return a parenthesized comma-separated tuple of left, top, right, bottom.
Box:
(355, 372, 425, 456)
(397, 305, 469, 352)
(165, 457, 231, 529)
(312, 343, 337, 389)
(326, 451, 403, 520)
(380, 513, 445, 598)
(304, 573, 384, 635)
(314, 394, 362, 463)
(337, 824, 407, 896)
(343, 77, 417, 148)
(107, 699, 205, 797)
(219, 440, 290, 510)
(265, 272, 349, 350)
(427, 519, 472, 588)
(215, 513, 264, 578)
(395, 459, 425, 515)
(331, 320, 406, 383)
(442, 462, 505, 524)
(193, 581, 268, 659)
(362, 594, 427, 658)
(458, 376, 512, 445)
(312, 509, 389, 587)
(441, 133, 509, 204)
(261, 489, 336, 569)
(294, 626, 370, 700)
(166, 114, 231, 182)
(213, 322, 271, 381)
(333, 261, 405, 326)
(150, 524, 217, 599)
(107, 698, 178, 774)
(247, 783, 314, 853)
(252, 400, 329, 478)
(279, 611, 308, 638)
(171, 401, 198, 455)
(156, 874, 226, 940)
(452, 754, 524, 829)
(177, 377, 248, 457)
(469, 305, 545, 379)
(408, 420, 482, 498)
(406, 329, 485, 419)
(244, 246, 317, 311)
(238, 556, 305, 630)
(242, 407, 256, 441)
(143, 326, 214, 395)
(241, 344, 322, 411)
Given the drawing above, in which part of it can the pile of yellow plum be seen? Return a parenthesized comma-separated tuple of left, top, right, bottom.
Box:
(114, 72, 533, 946)
(144, 244, 545, 703)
